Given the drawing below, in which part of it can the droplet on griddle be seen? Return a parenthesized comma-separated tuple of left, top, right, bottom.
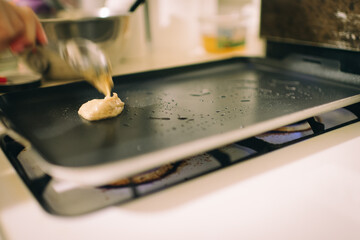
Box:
(285, 86, 296, 91)
(190, 88, 211, 96)
(177, 115, 188, 120)
(149, 117, 171, 120)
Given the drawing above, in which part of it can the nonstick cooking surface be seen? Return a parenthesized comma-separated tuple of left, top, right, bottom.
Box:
(0, 58, 359, 183)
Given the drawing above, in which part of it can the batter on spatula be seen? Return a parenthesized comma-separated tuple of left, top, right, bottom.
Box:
(78, 72, 125, 121)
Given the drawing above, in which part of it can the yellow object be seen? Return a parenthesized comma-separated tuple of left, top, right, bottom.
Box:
(202, 35, 245, 53)
(199, 13, 247, 54)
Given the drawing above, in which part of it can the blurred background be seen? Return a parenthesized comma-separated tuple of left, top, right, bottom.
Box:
(1, 0, 264, 80)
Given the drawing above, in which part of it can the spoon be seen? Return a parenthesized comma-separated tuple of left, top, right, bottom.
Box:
(56, 38, 113, 96)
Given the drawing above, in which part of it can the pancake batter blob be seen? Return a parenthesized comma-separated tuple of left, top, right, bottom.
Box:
(78, 93, 124, 121)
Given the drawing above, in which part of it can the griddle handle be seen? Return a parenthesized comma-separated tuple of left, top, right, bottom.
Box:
(284, 54, 341, 71)
(0, 117, 31, 149)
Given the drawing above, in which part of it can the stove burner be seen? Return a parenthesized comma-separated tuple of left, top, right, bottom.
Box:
(271, 118, 320, 133)
(103, 163, 178, 187)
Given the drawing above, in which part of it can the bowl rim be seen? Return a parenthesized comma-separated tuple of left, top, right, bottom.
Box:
(40, 10, 130, 23)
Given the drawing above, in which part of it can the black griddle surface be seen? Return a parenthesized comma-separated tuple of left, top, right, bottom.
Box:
(0, 58, 359, 169)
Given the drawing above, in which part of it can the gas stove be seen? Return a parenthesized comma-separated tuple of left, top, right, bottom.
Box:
(2, 104, 358, 216)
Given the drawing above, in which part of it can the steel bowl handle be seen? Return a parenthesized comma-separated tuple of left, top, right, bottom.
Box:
(129, 0, 145, 12)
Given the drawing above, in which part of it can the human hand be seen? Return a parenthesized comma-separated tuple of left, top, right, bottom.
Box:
(0, 0, 47, 53)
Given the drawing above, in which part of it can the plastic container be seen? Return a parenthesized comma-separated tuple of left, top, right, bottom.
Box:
(199, 13, 247, 53)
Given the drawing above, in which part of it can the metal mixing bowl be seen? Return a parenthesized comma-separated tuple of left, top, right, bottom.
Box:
(23, 14, 130, 80)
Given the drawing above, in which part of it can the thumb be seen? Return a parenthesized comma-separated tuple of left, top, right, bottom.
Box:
(35, 17, 47, 45)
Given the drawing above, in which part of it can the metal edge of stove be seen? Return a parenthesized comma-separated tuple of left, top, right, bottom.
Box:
(2, 105, 359, 216)
(262, 41, 360, 85)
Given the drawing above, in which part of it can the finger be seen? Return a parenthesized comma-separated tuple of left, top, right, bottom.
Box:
(9, 37, 26, 53)
(0, 2, 25, 51)
(8, 5, 38, 53)
(17, 6, 37, 47)
(35, 16, 48, 45)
